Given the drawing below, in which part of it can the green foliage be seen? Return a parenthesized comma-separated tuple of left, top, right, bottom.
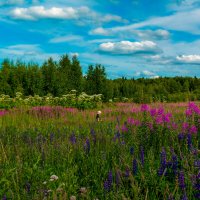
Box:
(0, 56, 200, 103)
(0, 91, 102, 110)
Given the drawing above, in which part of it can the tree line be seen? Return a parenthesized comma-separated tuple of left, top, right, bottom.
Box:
(0, 54, 200, 103)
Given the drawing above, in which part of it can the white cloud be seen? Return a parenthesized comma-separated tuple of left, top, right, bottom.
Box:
(176, 55, 200, 64)
(49, 35, 83, 43)
(99, 8, 200, 35)
(98, 40, 162, 55)
(10, 6, 78, 20)
(89, 27, 170, 40)
(9, 5, 127, 25)
(135, 70, 159, 78)
(89, 27, 111, 36)
(101, 14, 128, 23)
(0, 44, 60, 62)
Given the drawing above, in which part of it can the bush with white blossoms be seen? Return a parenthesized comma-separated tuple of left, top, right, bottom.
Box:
(0, 90, 103, 110)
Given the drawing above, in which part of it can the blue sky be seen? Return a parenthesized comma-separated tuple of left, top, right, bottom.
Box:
(0, 0, 200, 78)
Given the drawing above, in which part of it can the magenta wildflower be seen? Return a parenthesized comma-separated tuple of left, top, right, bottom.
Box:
(121, 124, 128, 132)
(182, 122, 189, 132)
(162, 113, 172, 123)
(150, 108, 157, 117)
(0, 110, 8, 117)
(141, 104, 149, 112)
(185, 109, 193, 117)
(156, 116, 163, 125)
(189, 125, 198, 134)
(157, 107, 164, 115)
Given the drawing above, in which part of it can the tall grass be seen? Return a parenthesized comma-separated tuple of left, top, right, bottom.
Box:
(0, 102, 199, 199)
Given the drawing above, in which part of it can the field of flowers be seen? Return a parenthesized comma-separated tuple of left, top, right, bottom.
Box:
(0, 102, 200, 199)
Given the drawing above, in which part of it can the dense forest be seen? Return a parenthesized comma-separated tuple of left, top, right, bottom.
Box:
(0, 54, 200, 103)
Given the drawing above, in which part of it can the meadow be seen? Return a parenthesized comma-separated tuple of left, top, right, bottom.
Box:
(0, 102, 200, 200)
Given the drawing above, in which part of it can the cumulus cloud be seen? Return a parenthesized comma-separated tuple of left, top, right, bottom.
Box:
(9, 5, 127, 25)
(98, 40, 162, 55)
(176, 55, 200, 64)
(10, 6, 80, 20)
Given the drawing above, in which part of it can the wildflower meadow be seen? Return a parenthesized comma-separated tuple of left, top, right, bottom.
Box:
(0, 102, 200, 199)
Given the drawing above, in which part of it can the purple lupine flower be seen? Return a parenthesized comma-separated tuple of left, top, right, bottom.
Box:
(50, 133, 54, 144)
(194, 160, 200, 168)
(194, 193, 200, 199)
(140, 146, 144, 167)
(84, 138, 90, 154)
(104, 171, 113, 192)
(160, 148, 167, 167)
(158, 148, 167, 176)
(25, 182, 31, 193)
(178, 171, 186, 190)
(69, 133, 76, 144)
(187, 133, 192, 150)
(172, 154, 178, 175)
(168, 194, 174, 200)
(108, 171, 113, 187)
(113, 131, 120, 142)
(90, 128, 95, 135)
(104, 180, 110, 192)
(124, 168, 130, 178)
(181, 194, 188, 200)
(178, 133, 185, 141)
(130, 147, 134, 155)
(2, 195, 7, 200)
(132, 159, 138, 175)
(194, 183, 200, 191)
(90, 128, 96, 144)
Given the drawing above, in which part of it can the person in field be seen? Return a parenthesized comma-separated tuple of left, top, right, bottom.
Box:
(96, 110, 102, 122)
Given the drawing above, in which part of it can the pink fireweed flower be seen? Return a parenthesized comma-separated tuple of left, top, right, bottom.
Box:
(182, 122, 189, 132)
(121, 124, 128, 133)
(150, 108, 157, 117)
(0, 110, 8, 117)
(185, 109, 193, 117)
(155, 116, 163, 125)
(188, 102, 200, 115)
(157, 107, 164, 115)
(189, 125, 198, 134)
(127, 118, 135, 125)
(141, 104, 149, 112)
(162, 113, 172, 123)
(171, 122, 178, 130)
